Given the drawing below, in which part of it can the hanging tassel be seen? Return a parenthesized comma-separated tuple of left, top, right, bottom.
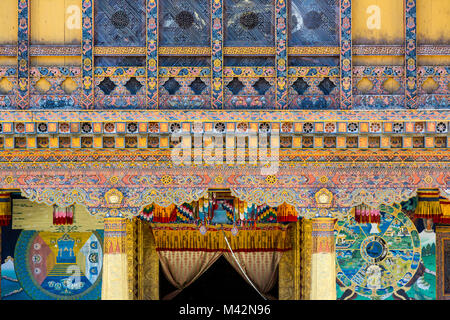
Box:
(354, 206, 361, 223)
(66, 205, 74, 225)
(0, 193, 11, 226)
(233, 198, 239, 222)
(53, 205, 58, 225)
(140, 204, 154, 221)
(355, 204, 380, 224)
(53, 205, 61, 225)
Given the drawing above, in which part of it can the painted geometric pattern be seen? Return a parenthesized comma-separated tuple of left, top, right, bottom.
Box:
(219, 67, 275, 109)
(288, 67, 340, 109)
(224, 0, 274, 47)
(159, 68, 211, 109)
(211, 0, 224, 109)
(289, 0, 339, 46)
(417, 67, 450, 109)
(159, 0, 211, 46)
(94, 67, 146, 109)
(353, 66, 405, 109)
(94, 0, 146, 47)
(17, 0, 29, 110)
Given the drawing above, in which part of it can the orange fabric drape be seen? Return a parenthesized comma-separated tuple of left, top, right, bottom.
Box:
(223, 251, 281, 299)
(152, 204, 177, 223)
(276, 203, 297, 222)
(158, 250, 222, 300)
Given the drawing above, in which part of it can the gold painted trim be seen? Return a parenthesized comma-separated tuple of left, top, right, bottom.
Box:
(94, 47, 147, 55)
(223, 47, 276, 55)
(159, 47, 211, 55)
(3, 110, 448, 123)
(137, 219, 144, 299)
(126, 218, 137, 300)
(301, 219, 312, 300)
(288, 47, 340, 55)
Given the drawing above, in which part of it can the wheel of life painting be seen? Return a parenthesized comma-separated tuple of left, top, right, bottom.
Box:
(14, 231, 103, 300)
(335, 203, 421, 299)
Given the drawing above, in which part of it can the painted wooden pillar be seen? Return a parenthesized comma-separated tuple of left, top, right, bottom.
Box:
(126, 218, 138, 300)
(147, 0, 158, 109)
(81, 0, 94, 109)
(102, 216, 129, 300)
(436, 226, 450, 300)
(275, 0, 288, 109)
(211, 0, 223, 109)
(300, 218, 312, 300)
(310, 217, 336, 300)
(405, 0, 417, 109)
(141, 221, 159, 300)
(279, 221, 300, 299)
(17, 0, 29, 109)
(0, 225, 2, 299)
(340, 0, 352, 109)
(125, 218, 159, 300)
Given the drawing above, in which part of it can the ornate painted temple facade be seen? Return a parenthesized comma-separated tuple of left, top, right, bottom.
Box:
(0, 0, 449, 301)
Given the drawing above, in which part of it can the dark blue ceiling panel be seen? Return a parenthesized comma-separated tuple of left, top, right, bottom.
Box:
(94, 0, 146, 47)
(159, 0, 211, 46)
(289, 0, 339, 46)
(224, 0, 274, 47)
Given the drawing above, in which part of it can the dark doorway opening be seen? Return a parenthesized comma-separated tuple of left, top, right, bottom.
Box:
(159, 256, 278, 301)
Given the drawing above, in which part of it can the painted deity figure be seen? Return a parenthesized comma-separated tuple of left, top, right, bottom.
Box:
(366, 264, 382, 289)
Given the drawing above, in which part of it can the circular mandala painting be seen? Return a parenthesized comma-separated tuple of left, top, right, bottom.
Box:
(14, 231, 103, 300)
(336, 204, 421, 299)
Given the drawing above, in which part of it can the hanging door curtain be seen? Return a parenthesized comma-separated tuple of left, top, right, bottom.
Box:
(152, 223, 291, 300)
(222, 251, 281, 300)
(158, 250, 222, 300)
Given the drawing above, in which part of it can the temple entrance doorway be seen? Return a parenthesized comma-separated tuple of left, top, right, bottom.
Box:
(159, 256, 279, 301)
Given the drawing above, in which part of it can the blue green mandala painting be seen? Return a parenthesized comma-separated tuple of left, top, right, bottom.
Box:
(335, 204, 435, 300)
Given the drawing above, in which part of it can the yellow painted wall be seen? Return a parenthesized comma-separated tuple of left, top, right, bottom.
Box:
(353, 56, 404, 66)
(31, 56, 80, 67)
(0, 57, 18, 66)
(418, 56, 450, 66)
(0, 0, 18, 45)
(352, 0, 404, 45)
(417, 0, 450, 45)
(30, 0, 81, 45)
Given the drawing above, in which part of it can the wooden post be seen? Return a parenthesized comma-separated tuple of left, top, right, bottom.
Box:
(310, 217, 336, 300)
(102, 216, 129, 300)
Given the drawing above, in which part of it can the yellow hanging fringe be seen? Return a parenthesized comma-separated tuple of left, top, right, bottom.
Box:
(276, 203, 297, 222)
(440, 197, 450, 217)
(151, 223, 291, 252)
(152, 204, 176, 223)
(0, 193, 11, 226)
(415, 189, 442, 218)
